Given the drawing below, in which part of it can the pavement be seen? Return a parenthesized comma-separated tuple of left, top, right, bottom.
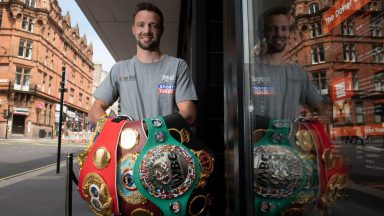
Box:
(0, 138, 93, 216)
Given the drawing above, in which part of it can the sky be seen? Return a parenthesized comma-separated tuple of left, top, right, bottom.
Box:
(57, 0, 116, 72)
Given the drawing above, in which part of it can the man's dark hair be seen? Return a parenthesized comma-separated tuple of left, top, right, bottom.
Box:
(258, 6, 291, 39)
(133, 2, 164, 30)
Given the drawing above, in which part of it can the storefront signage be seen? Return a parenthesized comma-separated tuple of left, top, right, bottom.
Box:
(331, 124, 384, 137)
(329, 73, 354, 102)
(322, 0, 371, 34)
(13, 107, 29, 115)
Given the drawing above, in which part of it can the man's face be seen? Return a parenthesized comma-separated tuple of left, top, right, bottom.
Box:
(132, 10, 163, 51)
(264, 14, 291, 53)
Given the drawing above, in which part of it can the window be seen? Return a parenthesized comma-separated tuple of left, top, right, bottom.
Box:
(51, 54, 54, 69)
(64, 43, 68, 55)
(69, 88, 74, 103)
(374, 103, 383, 123)
(372, 44, 384, 63)
(44, 104, 48, 125)
(42, 72, 47, 92)
(310, 22, 322, 38)
(86, 97, 90, 110)
(312, 71, 328, 95)
(18, 39, 33, 59)
(309, 3, 320, 14)
(25, 0, 35, 7)
(370, 16, 382, 37)
(48, 76, 52, 94)
(369, 1, 379, 11)
(352, 72, 358, 91)
(374, 72, 384, 91)
(71, 70, 75, 83)
(343, 44, 356, 62)
(0, 11, 3, 27)
(341, 19, 353, 35)
(311, 45, 325, 64)
(47, 105, 52, 125)
(355, 102, 364, 124)
(79, 93, 83, 107)
(21, 15, 34, 32)
(14, 67, 30, 91)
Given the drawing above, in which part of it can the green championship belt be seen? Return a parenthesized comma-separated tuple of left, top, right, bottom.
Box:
(133, 116, 201, 215)
(253, 119, 318, 215)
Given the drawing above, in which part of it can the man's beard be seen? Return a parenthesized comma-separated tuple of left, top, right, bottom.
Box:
(136, 36, 160, 51)
(266, 38, 287, 53)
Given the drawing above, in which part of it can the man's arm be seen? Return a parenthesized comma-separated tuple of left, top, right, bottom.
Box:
(176, 100, 197, 126)
(88, 99, 110, 123)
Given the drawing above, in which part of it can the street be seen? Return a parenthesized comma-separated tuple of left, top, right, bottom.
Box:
(0, 138, 92, 216)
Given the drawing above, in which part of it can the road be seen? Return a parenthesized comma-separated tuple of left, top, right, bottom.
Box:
(0, 139, 85, 178)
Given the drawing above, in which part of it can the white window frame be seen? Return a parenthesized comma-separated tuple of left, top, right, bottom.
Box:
(22, 15, 34, 32)
(14, 67, 30, 91)
(25, 0, 36, 7)
(310, 22, 322, 38)
(372, 44, 384, 63)
(311, 45, 325, 64)
(370, 16, 382, 37)
(341, 19, 353, 35)
(312, 71, 328, 95)
(309, 3, 320, 14)
(343, 44, 356, 62)
(18, 39, 33, 59)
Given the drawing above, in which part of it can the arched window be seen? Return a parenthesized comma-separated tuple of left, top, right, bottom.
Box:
(309, 3, 320, 14)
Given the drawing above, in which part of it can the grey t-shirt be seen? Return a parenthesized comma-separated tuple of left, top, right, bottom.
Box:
(94, 55, 198, 120)
(251, 61, 323, 120)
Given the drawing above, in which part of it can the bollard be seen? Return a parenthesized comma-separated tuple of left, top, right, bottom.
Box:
(65, 153, 73, 216)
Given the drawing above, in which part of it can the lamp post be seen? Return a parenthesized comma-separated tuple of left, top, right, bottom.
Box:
(57, 67, 67, 173)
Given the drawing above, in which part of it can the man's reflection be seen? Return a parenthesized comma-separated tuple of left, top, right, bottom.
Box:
(251, 6, 324, 130)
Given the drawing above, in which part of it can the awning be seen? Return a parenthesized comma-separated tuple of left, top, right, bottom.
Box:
(36, 102, 44, 110)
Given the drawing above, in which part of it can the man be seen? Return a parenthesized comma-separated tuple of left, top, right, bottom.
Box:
(89, 2, 197, 126)
(252, 6, 324, 129)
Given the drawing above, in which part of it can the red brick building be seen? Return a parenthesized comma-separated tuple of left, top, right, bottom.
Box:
(285, 0, 384, 141)
(0, 0, 93, 138)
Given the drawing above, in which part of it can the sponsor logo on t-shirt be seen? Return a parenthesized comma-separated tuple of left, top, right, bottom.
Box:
(252, 76, 274, 95)
(158, 83, 175, 94)
(162, 74, 176, 82)
(118, 75, 136, 81)
(252, 86, 275, 95)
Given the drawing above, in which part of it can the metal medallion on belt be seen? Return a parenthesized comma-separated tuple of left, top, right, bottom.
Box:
(139, 144, 196, 199)
(117, 153, 147, 205)
(253, 145, 302, 198)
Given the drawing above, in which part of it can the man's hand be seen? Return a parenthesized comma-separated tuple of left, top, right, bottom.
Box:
(88, 99, 110, 123)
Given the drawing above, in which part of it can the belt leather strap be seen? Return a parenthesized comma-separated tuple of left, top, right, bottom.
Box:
(133, 116, 201, 215)
(117, 121, 162, 215)
(78, 117, 126, 215)
(253, 119, 317, 215)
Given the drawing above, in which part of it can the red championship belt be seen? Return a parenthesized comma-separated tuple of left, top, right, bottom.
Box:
(78, 117, 127, 216)
(116, 121, 162, 215)
(295, 119, 348, 209)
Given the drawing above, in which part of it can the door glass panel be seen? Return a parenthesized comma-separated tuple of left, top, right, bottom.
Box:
(243, 0, 384, 215)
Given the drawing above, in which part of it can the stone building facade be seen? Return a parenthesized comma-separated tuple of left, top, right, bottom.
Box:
(0, 0, 93, 138)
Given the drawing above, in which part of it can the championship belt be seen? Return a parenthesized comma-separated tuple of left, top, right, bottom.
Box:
(253, 119, 318, 215)
(78, 117, 127, 216)
(133, 116, 201, 215)
(117, 121, 162, 216)
(295, 120, 347, 210)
